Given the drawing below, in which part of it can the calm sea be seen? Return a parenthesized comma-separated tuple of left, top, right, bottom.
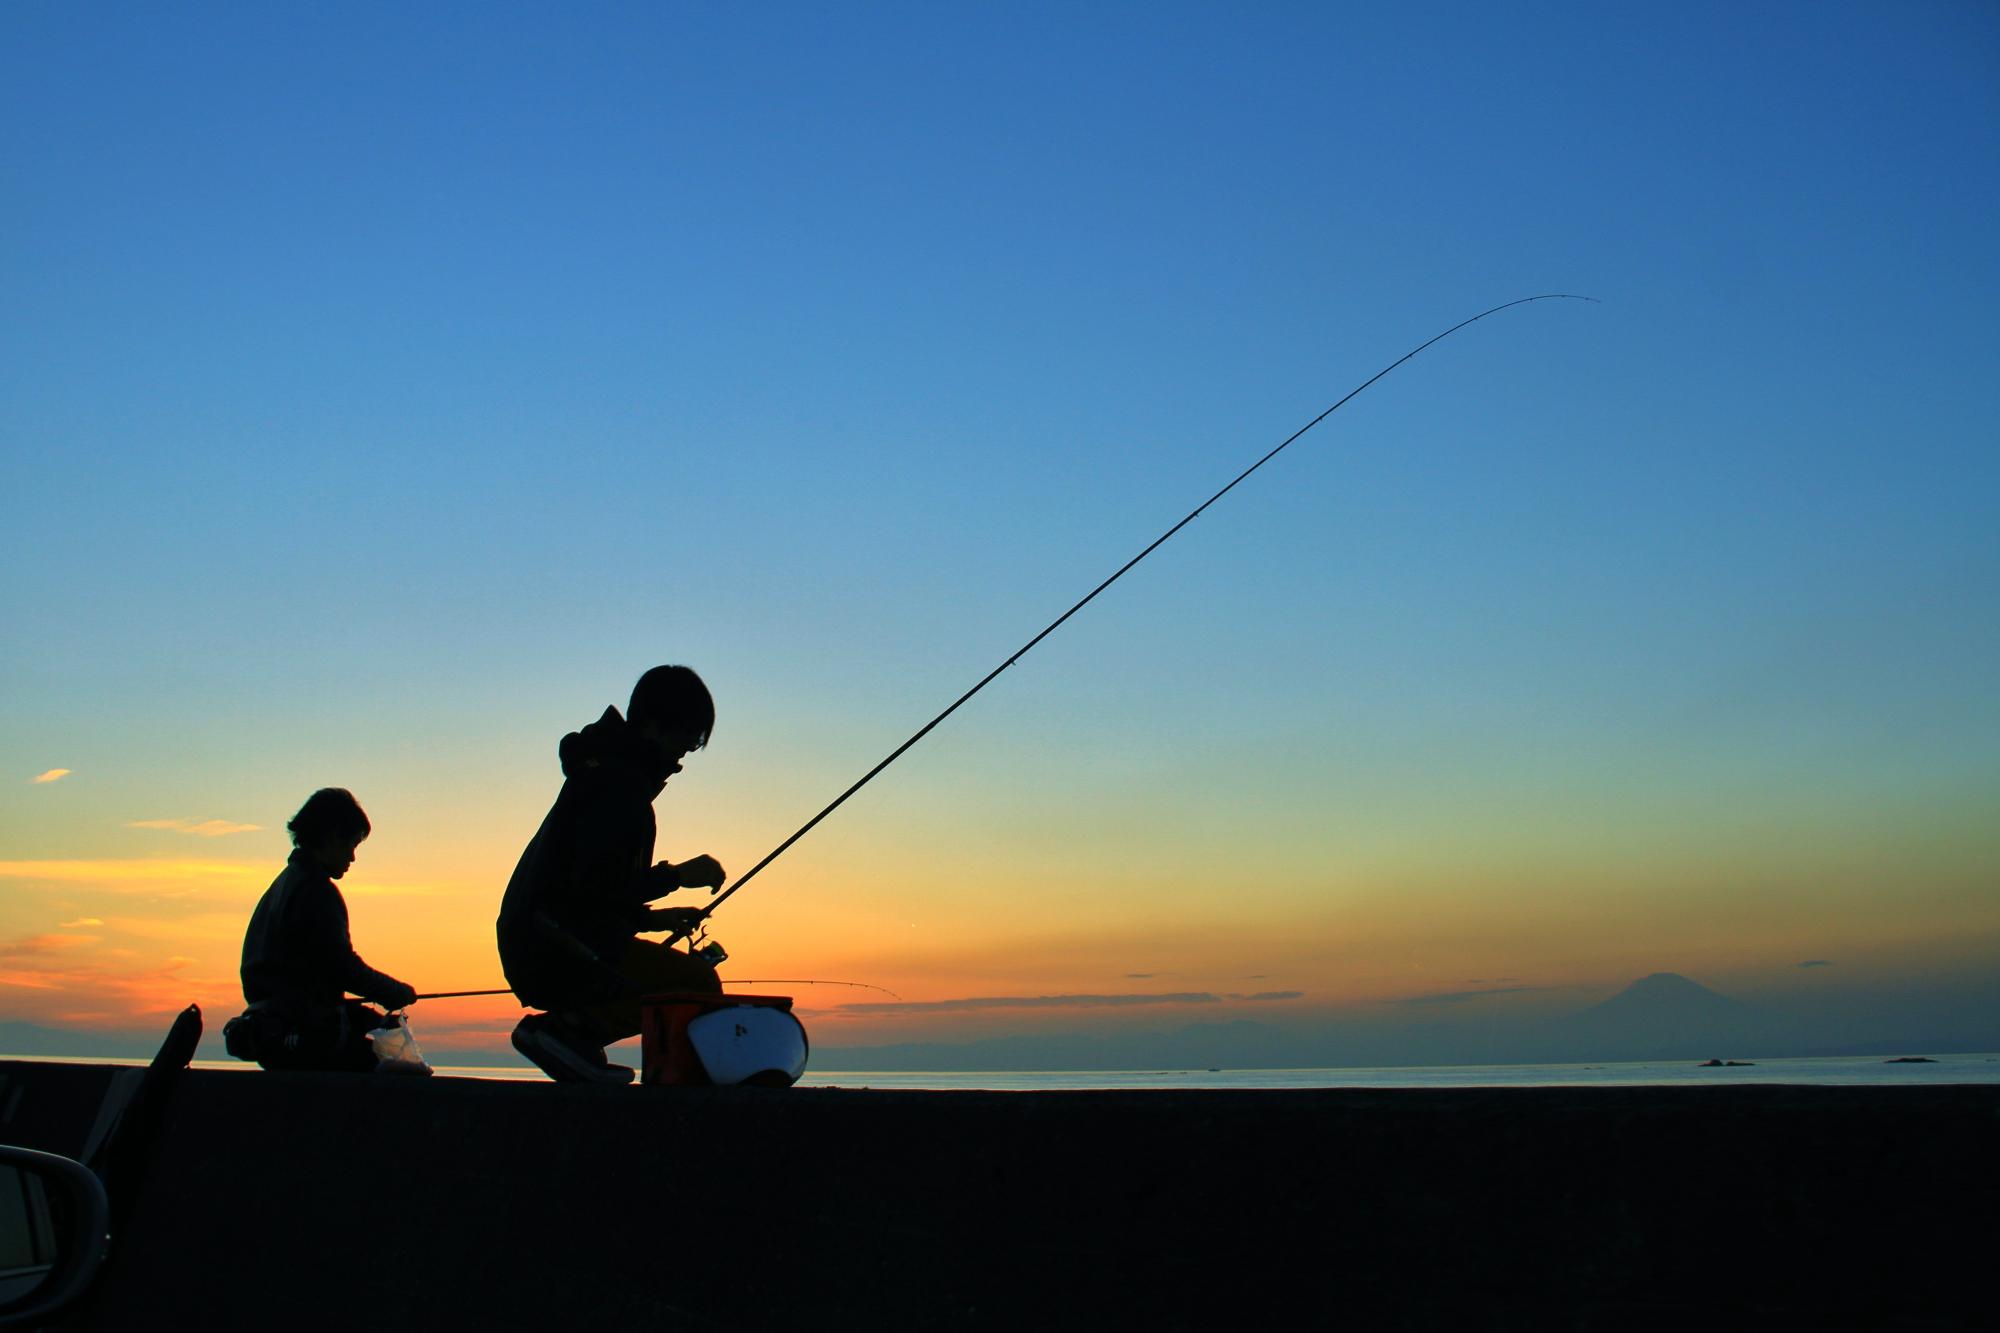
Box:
(429, 1051, 2000, 1089)
(20, 1051, 1996, 1089)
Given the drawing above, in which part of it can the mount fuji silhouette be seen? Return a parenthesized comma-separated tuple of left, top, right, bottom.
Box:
(1554, 972, 1765, 1060)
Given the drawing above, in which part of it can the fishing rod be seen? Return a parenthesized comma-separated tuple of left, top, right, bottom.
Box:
(669, 293, 1597, 950)
(408, 978, 903, 1002)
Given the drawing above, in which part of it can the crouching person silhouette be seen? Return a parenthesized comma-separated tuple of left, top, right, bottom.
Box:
(499, 665, 726, 1084)
(225, 788, 418, 1071)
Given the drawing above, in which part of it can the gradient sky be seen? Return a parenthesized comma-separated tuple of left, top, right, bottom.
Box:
(4, 2, 1996, 1062)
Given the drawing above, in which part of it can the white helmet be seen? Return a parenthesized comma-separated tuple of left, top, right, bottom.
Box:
(685, 1004, 810, 1086)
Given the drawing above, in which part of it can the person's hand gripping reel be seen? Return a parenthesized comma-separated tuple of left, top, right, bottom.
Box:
(645, 855, 730, 966)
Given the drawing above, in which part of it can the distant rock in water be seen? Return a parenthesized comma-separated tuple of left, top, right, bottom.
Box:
(1698, 1059, 1756, 1067)
(1884, 1056, 1937, 1064)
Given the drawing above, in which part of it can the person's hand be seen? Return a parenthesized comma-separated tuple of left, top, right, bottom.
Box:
(671, 854, 726, 893)
(381, 980, 418, 1011)
(645, 906, 707, 939)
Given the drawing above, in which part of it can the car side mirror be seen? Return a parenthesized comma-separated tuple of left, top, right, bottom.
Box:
(0, 1146, 110, 1330)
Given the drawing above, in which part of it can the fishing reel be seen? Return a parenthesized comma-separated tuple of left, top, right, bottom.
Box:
(684, 917, 728, 966)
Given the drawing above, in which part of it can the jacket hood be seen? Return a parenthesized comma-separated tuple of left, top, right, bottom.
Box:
(558, 706, 670, 791)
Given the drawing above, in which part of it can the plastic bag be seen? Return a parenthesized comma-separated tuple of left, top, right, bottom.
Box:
(372, 1011, 434, 1076)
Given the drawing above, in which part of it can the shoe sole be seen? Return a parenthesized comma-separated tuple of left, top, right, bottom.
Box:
(512, 1023, 634, 1085)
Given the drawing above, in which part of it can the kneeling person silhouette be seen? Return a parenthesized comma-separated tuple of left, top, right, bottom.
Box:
(230, 788, 419, 1071)
(498, 665, 726, 1084)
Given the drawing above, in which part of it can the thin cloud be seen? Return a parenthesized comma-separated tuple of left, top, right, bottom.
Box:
(0, 929, 235, 1027)
(59, 918, 104, 928)
(0, 935, 106, 992)
(86, 914, 244, 946)
(1124, 972, 1157, 979)
(0, 933, 100, 960)
(31, 769, 71, 784)
(1798, 959, 1834, 969)
(0, 860, 439, 911)
(1225, 991, 1305, 1002)
(1391, 985, 1540, 1007)
(128, 818, 262, 837)
(0, 859, 268, 890)
(0, 860, 437, 908)
(842, 992, 1224, 1015)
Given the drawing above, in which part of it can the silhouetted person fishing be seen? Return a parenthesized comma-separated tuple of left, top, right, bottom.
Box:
(498, 665, 727, 1083)
(224, 788, 419, 1071)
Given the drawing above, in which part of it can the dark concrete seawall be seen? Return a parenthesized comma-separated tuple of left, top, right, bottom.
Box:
(5, 1062, 1993, 1331)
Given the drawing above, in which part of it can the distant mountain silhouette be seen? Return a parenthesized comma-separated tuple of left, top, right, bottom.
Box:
(1583, 972, 1751, 1024)
(1552, 972, 1765, 1061)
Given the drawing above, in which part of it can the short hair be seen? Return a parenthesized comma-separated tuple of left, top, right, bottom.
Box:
(629, 665, 714, 748)
(287, 788, 371, 847)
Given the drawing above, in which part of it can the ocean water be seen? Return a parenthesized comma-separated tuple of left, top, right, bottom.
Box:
(790, 1053, 2000, 1091)
(430, 1051, 2000, 1089)
(21, 1051, 1997, 1089)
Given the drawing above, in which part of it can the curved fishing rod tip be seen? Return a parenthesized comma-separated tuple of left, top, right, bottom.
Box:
(709, 291, 1600, 910)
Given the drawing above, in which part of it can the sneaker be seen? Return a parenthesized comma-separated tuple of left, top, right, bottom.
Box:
(511, 1013, 635, 1085)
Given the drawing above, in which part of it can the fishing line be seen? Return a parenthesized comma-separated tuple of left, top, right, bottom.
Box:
(721, 979, 904, 998)
(409, 978, 902, 1002)
(670, 293, 1598, 941)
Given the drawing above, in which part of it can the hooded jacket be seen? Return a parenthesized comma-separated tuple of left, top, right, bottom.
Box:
(241, 850, 408, 1015)
(497, 706, 671, 1008)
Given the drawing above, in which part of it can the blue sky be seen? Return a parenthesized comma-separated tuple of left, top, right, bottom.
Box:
(3, 2, 1996, 1060)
